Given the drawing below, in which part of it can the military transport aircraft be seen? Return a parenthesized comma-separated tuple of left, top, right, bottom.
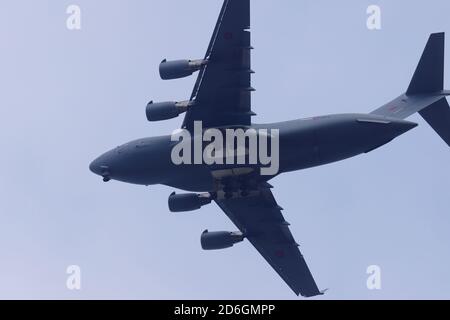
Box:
(90, 0, 450, 297)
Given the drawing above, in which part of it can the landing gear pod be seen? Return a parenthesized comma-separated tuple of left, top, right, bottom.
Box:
(159, 59, 207, 80)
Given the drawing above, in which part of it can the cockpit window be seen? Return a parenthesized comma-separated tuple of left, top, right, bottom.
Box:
(135, 140, 151, 149)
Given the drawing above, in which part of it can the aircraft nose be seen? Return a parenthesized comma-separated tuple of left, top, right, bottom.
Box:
(89, 158, 102, 175)
(89, 154, 112, 182)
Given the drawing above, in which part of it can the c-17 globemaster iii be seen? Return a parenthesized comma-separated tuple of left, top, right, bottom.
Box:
(90, 0, 450, 297)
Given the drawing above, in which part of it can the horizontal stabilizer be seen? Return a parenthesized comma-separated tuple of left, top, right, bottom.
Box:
(419, 98, 450, 146)
(372, 33, 449, 119)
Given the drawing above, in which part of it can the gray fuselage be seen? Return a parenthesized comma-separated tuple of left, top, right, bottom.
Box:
(90, 113, 417, 191)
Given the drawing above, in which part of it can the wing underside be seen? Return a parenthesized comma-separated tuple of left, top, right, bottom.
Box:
(215, 188, 322, 297)
(182, 0, 254, 130)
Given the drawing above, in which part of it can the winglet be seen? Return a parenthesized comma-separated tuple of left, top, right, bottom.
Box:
(320, 288, 329, 296)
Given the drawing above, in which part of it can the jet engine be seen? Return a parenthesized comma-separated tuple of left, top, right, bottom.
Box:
(168, 192, 212, 213)
(201, 230, 245, 250)
(146, 100, 193, 122)
(159, 59, 207, 80)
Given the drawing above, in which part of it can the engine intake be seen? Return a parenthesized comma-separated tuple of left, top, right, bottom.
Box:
(201, 230, 245, 250)
(159, 59, 207, 80)
(146, 100, 193, 122)
(168, 192, 212, 212)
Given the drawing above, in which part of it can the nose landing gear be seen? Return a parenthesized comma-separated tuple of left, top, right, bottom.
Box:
(221, 176, 261, 199)
(100, 166, 111, 182)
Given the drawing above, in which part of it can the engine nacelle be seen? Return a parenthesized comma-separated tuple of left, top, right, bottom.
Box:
(146, 100, 192, 122)
(168, 192, 212, 213)
(201, 230, 245, 250)
(159, 59, 207, 80)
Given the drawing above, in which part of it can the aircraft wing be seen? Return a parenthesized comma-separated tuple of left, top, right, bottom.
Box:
(182, 0, 255, 131)
(215, 187, 322, 297)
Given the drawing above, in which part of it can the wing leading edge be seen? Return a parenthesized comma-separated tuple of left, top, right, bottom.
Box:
(215, 188, 322, 297)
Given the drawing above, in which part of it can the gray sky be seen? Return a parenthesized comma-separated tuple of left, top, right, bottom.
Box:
(1, 0, 450, 299)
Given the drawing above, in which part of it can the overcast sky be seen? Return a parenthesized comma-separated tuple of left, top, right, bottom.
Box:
(1, 0, 450, 299)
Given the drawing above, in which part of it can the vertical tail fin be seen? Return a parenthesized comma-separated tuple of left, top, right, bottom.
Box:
(407, 32, 450, 147)
(407, 32, 445, 95)
(373, 33, 450, 147)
